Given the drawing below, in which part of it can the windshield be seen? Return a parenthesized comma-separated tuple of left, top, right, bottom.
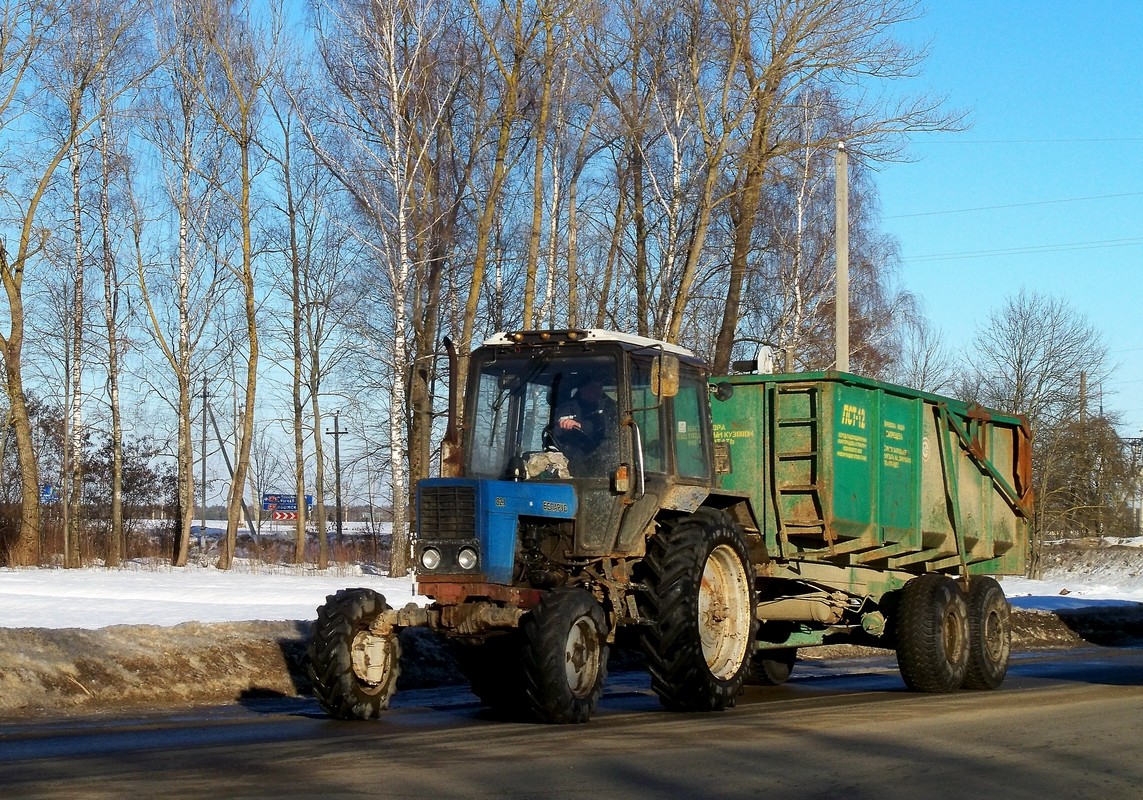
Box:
(467, 352, 620, 480)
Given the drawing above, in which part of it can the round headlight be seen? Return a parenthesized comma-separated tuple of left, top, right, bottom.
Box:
(457, 547, 478, 570)
(420, 547, 441, 570)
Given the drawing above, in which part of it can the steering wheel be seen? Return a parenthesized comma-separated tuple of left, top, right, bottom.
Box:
(544, 419, 596, 453)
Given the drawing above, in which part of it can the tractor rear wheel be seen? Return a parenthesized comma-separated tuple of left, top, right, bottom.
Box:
(640, 508, 757, 711)
(962, 576, 1011, 689)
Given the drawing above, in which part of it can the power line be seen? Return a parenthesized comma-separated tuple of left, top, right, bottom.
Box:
(906, 137, 1143, 144)
(905, 236, 1143, 263)
(886, 191, 1143, 220)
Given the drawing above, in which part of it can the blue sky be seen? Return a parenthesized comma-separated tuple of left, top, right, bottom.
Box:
(874, 1, 1143, 437)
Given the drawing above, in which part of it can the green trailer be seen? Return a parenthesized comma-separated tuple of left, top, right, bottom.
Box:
(712, 371, 1032, 689)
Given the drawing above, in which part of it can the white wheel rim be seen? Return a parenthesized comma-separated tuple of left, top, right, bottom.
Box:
(698, 543, 753, 679)
(564, 614, 601, 698)
(351, 630, 394, 688)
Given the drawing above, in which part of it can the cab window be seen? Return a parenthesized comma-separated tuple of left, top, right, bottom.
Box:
(673, 372, 710, 479)
(630, 358, 665, 473)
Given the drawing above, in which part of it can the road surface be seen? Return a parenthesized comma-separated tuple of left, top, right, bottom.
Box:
(1, 647, 1141, 799)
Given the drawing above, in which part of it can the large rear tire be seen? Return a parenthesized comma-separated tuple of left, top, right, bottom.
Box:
(962, 576, 1011, 690)
(520, 588, 609, 723)
(308, 588, 400, 720)
(895, 574, 969, 693)
(640, 508, 757, 711)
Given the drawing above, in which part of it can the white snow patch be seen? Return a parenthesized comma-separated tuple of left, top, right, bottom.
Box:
(2, 538, 1142, 630)
(0, 560, 425, 629)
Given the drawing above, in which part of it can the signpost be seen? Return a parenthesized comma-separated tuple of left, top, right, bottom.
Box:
(262, 494, 314, 512)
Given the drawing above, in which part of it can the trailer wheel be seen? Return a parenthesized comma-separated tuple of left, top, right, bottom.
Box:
(749, 647, 797, 686)
(308, 588, 400, 720)
(640, 508, 757, 711)
(894, 574, 969, 693)
(962, 577, 1011, 690)
(520, 588, 609, 723)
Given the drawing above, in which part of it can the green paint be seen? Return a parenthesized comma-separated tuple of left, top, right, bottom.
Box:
(712, 371, 1030, 579)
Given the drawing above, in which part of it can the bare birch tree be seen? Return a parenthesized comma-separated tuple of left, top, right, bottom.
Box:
(264, 61, 363, 567)
(135, 0, 227, 566)
(308, 0, 466, 573)
(0, 0, 149, 565)
(196, 0, 280, 569)
(43, 0, 151, 566)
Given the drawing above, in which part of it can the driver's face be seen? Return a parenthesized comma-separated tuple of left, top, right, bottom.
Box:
(579, 381, 602, 402)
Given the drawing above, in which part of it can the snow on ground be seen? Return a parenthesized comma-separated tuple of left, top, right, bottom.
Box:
(1, 537, 1142, 631)
(1004, 536, 1143, 611)
(0, 561, 424, 629)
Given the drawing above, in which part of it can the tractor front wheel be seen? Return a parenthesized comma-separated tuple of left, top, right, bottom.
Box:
(520, 588, 609, 723)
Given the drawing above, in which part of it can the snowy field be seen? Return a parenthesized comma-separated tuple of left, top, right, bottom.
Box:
(1, 537, 1142, 630)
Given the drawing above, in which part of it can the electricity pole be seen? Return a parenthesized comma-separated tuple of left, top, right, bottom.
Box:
(326, 410, 348, 543)
(201, 377, 210, 539)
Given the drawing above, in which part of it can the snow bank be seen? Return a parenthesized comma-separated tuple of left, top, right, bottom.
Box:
(0, 561, 425, 629)
(2, 538, 1142, 631)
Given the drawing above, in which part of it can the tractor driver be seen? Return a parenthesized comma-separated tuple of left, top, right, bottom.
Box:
(553, 376, 618, 473)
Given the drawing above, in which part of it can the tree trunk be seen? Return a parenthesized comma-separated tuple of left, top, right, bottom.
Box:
(99, 116, 125, 566)
(220, 143, 259, 570)
(65, 137, 85, 567)
(309, 367, 329, 563)
(594, 159, 627, 329)
(2, 342, 40, 566)
(630, 144, 650, 337)
(713, 122, 768, 374)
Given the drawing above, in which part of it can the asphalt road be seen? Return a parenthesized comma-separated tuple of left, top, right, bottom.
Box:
(2, 647, 1141, 799)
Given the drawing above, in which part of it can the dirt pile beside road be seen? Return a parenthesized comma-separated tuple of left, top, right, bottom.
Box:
(0, 621, 465, 719)
(1, 603, 1137, 720)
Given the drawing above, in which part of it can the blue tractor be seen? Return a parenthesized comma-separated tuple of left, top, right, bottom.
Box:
(307, 329, 758, 723)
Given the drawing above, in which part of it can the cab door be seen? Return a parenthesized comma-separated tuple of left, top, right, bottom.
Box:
(613, 357, 715, 555)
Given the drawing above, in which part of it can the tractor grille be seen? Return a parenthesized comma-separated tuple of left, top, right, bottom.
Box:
(419, 485, 477, 541)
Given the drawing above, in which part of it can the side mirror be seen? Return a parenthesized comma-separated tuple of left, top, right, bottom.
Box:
(651, 355, 679, 398)
(711, 382, 734, 402)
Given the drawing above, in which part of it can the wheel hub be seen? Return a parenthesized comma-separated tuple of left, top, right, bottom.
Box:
(698, 543, 753, 679)
(351, 631, 394, 686)
(564, 615, 601, 698)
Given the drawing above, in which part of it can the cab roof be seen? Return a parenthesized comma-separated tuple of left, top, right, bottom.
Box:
(483, 329, 701, 361)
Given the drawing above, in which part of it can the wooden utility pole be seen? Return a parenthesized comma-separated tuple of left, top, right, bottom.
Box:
(326, 410, 348, 543)
(835, 141, 850, 373)
(201, 377, 210, 538)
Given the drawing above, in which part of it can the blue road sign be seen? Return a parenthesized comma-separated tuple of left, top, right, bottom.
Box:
(262, 493, 314, 512)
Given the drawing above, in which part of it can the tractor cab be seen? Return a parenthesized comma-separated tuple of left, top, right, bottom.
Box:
(415, 329, 717, 601)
